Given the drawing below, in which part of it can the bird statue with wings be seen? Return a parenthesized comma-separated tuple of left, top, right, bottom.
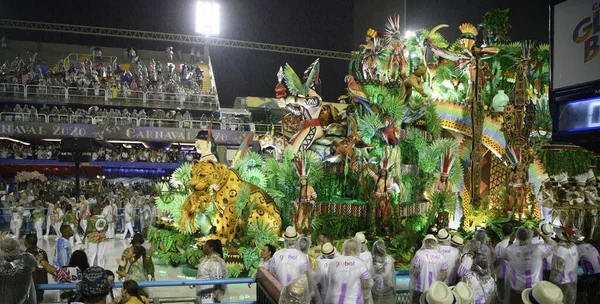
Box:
(277, 59, 324, 154)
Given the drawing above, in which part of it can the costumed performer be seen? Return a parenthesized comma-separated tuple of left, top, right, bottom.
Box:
(86, 205, 108, 267)
(365, 157, 394, 232)
(294, 154, 317, 235)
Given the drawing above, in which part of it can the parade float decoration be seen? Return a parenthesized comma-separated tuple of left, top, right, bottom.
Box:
(151, 9, 598, 271)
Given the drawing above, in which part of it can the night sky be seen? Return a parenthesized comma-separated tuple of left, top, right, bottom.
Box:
(1, 0, 549, 108)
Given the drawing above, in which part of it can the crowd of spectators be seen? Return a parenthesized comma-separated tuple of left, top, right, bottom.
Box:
(0, 141, 199, 163)
(0, 46, 217, 105)
(0, 103, 213, 128)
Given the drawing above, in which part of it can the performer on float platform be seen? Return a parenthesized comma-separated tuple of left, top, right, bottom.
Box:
(365, 157, 394, 232)
(293, 154, 317, 235)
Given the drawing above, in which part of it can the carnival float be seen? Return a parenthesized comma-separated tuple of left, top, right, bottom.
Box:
(149, 9, 600, 275)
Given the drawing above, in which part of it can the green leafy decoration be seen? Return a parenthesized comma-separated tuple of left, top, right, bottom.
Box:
(538, 149, 595, 176)
(425, 103, 442, 138)
(356, 112, 385, 142)
(227, 265, 244, 278)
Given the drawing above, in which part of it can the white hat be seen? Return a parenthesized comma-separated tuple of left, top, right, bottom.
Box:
(538, 173, 550, 184)
(451, 282, 474, 304)
(355, 232, 367, 244)
(522, 281, 563, 304)
(587, 169, 595, 181)
(451, 235, 464, 247)
(575, 173, 588, 186)
(283, 226, 299, 241)
(420, 281, 456, 304)
(540, 223, 553, 236)
(321, 242, 336, 256)
(424, 234, 438, 244)
(437, 229, 450, 241)
(555, 173, 568, 185)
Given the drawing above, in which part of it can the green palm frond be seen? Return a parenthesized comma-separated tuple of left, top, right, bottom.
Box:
(170, 162, 192, 189)
(425, 104, 442, 138)
(242, 168, 268, 189)
(356, 112, 385, 141)
(381, 94, 405, 122)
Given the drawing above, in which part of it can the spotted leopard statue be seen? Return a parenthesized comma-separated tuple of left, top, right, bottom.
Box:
(180, 158, 282, 242)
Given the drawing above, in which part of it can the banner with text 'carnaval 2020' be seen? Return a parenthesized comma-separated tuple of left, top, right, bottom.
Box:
(0, 121, 250, 145)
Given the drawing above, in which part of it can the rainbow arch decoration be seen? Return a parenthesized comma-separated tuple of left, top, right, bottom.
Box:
(435, 101, 506, 158)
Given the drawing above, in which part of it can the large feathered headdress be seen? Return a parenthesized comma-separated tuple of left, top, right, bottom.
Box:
(295, 152, 310, 178)
(459, 23, 478, 40)
(440, 147, 455, 176)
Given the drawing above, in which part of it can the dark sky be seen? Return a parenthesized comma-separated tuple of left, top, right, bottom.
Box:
(1, 0, 549, 108)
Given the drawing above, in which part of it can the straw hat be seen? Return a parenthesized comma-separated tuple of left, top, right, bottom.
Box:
(283, 226, 299, 241)
(522, 281, 563, 304)
(321, 242, 336, 256)
(355, 232, 367, 244)
(451, 282, 474, 304)
(420, 281, 456, 304)
(424, 234, 438, 245)
(451, 235, 464, 247)
(437, 229, 450, 241)
(539, 223, 553, 236)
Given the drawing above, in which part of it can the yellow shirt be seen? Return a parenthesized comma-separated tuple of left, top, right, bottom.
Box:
(124, 295, 149, 304)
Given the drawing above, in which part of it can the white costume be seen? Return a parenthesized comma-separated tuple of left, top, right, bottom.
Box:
(196, 253, 228, 304)
(371, 241, 396, 304)
(551, 242, 579, 304)
(325, 255, 370, 304)
(500, 242, 552, 292)
(10, 206, 24, 238)
(578, 243, 600, 275)
(316, 257, 334, 300)
(267, 248, 309, 287)
(44, 202, 54, 237)
(437, 244, 460, 285)
(410, 248, 448, 293)
(123, 201, 135, 239)
(102, 204, 115, 239)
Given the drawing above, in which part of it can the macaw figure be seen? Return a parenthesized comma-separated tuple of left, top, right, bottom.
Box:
(382, 116, 400, 147)
(345, 75, 374, 114)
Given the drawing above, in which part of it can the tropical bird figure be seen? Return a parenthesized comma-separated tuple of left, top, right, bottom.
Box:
(283, 59, 320, 97)
(345, 74, 374, 114)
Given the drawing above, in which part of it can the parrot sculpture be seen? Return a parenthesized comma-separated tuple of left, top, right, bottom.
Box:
(382, 116, 400, 147)
(345, 75, 374, 114)
(283, 59, 320, 97)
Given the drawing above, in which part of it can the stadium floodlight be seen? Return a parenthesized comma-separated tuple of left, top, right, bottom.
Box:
(195, 1, 220, 36)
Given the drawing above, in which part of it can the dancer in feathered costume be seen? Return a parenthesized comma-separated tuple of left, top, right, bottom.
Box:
(365, 155, 394, 232)
(293, 153, 317, 235)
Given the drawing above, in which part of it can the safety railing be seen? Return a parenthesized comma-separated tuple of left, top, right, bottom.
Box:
(0, 83, 220, 109)
(0, 111, 47, 123)
(25, 85, 68, 100)
(63, 53, 119, 65)
(36, 278, 256, 304)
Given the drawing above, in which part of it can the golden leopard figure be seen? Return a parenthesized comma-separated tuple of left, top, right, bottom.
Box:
(182, 159, 282, 241)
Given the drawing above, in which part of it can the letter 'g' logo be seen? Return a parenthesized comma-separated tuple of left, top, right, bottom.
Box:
(572, 3, 600, 62)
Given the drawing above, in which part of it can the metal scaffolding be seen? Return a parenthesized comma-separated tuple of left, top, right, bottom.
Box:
(0, 19, 351, 60)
